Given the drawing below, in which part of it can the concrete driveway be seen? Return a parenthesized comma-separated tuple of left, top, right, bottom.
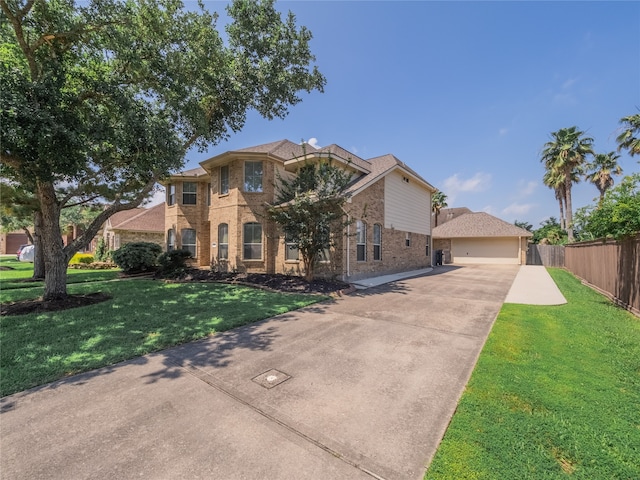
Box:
(1, 264, 519, 480)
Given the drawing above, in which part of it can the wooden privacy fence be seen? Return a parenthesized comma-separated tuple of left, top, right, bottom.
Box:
(526, 244, 565, 267)
(565, 235, 640, 316)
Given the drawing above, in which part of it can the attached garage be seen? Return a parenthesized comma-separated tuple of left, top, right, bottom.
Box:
(433, 212, 532, 265)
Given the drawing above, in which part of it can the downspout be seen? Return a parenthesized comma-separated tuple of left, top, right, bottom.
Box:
(346, 214, 351, 279)
(518, 236, 522, 265)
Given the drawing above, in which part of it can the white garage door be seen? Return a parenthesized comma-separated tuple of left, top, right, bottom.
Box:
(452, 237, 519, 264)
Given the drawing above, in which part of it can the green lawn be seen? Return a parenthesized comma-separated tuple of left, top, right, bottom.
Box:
(1, 262, 325, 397)
(0, 257, 121, 291)
(425, 268, 640, 479)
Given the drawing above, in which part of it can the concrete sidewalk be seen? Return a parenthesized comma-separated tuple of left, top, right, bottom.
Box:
(504, 265, 567, 305)
(0, 264, 520, 480)
(350, 267, 433, 289)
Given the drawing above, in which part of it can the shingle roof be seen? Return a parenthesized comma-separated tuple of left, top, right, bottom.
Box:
(234, 139, 314, 159)
(345, 153, 435, 195)
(432, 212, 533, 238)
(175, 166, 207, 177)
(435, 207, 473, 225)
(109, 203, 164, 232)
(317, 144, 371, 172)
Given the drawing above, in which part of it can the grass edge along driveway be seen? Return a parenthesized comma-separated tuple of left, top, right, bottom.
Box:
(0, 279, 325, 397)
(425, 268, 640, 480)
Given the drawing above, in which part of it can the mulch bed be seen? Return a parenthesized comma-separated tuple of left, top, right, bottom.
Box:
(1, 293, 112, 317)
(0, 270, 353, 316)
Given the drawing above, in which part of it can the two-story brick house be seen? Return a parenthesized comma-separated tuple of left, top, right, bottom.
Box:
(162, 139, 436, 282)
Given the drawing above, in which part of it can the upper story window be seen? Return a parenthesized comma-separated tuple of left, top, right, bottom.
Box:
(356, 220, 366, 262)
(220, 165, 229, 195)
(167, 184, 176, 206)
(244, 161, 263, 193)
(182, 182, 197, 205)
(207, 183, 211, 206)
(373, 224, 382, 261)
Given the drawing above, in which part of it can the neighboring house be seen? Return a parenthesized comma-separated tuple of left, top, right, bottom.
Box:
(432, 211, 533, 265)
(162, 139, 436, 282)
(0, 231, 30, 255)
(98, 203, 165, 251)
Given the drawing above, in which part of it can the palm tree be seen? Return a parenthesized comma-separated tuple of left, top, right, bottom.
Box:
(541, 126, 594, 242)
(616, 113, 640, 157)
(543, 168, 567, 230)
(431, 190, 448, 227)
(585, 151, 623, 204)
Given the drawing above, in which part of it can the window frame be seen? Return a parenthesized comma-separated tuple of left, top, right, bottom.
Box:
(218, 223, 229, 260)
(220, 165, 229, 195)
(243, 222, 263, 260)
(244, 161, 263, 193)
(405, 232, 411, 247)
(284, 232, 299, 261)
(181, 228, 197, 257)
(373, 224, 382, 261)
(182, 181, 197, 205)
(167, 184, 176, 206)
(356, 220, 367, 262)
(167, 229, 176, 251)
(426, 235, 431, 257)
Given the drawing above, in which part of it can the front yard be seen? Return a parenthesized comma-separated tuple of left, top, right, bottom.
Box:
(0, 259, 326, 397)
(426, 268, 640, 479)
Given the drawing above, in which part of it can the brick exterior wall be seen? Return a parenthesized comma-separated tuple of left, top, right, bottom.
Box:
(165, 179, 211, 266)
(343, 177, 432, 282)
(166, 155, 433, 280)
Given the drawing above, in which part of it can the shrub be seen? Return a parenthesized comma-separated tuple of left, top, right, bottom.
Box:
(69, 253, 95, 265)
(112, 242, 162, 274)
(157, 249, 192, 277)
(95, 237, 108, 262)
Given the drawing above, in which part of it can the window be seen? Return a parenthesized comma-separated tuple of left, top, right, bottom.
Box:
(207, 183, 211, 206)
(167, 229, 175, 251)
(181, 228, 196, 257)
(220, 165, 229, 195)
(218, 223, 228, 260)
(284, 232, 299, 261)
(373, 224, 382, 261)
(182, 182, 197, 205)
(319, 227, 330, 263)
(243, 222, 262, 260)
(244, 161, 263, 192)
(356, 220, 366, 262)
(405, 232, 411, 247)
(167, 184, 176, 206)
(426, 235, 431, 257)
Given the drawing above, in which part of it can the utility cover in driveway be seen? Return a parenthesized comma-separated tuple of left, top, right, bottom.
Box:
(252, 369, 291, 389)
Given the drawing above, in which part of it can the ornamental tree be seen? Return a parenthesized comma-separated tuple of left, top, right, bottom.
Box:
(0, 0, 325, 300)
(267, 157, 354, 282)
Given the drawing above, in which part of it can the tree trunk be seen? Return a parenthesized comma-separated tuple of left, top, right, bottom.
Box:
(32, 211, 45, 279)
(37, 181, 69, 300)
(434, 211, 439, 227)
(302, 254, 315, 282)
(564, 175, 574, 242)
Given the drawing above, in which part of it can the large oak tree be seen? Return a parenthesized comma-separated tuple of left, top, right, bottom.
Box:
(1, 0, 325, 300)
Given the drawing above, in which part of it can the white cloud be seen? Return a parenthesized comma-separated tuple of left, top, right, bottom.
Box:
(442, 172, 491, 203)
(307, 137, 320, 149)
(502, 203, 535, 216)
(562, 77, 579, 90)
(518, 180, 538, 197)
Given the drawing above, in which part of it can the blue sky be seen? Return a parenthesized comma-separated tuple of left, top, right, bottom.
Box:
(173, 0, 640, 228)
